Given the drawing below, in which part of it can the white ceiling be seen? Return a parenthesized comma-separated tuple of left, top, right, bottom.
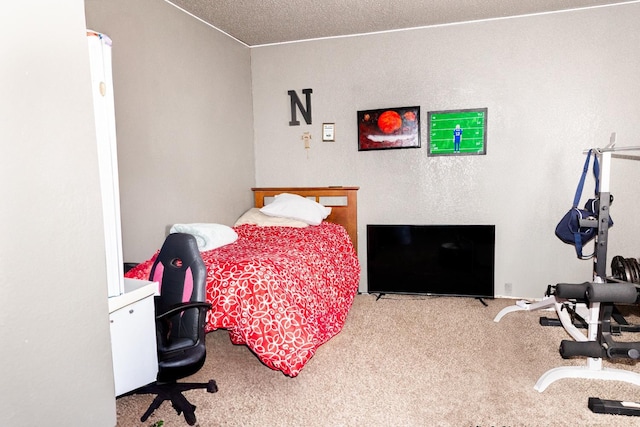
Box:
(166, 0, 634, 46)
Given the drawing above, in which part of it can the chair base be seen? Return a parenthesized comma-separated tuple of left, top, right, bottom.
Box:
(131, 379, 218, 426)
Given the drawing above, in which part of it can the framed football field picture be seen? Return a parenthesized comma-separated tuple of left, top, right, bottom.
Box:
(427, 108, 487, 156)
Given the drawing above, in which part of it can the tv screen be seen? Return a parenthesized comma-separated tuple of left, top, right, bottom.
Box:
(427, 108, 487, 156)
(367, 225, 495, 298)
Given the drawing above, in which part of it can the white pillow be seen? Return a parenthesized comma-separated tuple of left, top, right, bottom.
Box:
(234, 208, 309, 228)
(169, 223, 238, 251)
(259, 193, 332, 226)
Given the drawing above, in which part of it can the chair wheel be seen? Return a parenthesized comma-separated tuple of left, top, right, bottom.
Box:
(207, 379, 218, 393)
(184, 410, 197, 426)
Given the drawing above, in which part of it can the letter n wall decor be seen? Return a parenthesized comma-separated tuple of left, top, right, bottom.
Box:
(288, 88, 312, 126)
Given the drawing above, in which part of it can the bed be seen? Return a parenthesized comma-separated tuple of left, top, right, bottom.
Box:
(125, 187, 360, 377)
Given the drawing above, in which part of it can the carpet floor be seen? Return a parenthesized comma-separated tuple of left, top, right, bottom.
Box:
(116, 294, 640, 426)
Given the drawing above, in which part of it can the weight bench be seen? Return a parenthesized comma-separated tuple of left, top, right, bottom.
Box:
(552, 281, 640, 417)
(495, 280, 640, 394)
(535, 281, 640, 391)
(533, 281, 640, 417)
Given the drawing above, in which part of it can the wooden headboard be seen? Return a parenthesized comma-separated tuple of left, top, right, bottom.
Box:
(252, 187, 359, 252)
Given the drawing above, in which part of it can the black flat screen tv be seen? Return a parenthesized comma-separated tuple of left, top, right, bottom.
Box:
(367, 225, 495, 298)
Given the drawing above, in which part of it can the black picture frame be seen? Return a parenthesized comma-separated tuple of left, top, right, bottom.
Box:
(357, 106, 420, 151)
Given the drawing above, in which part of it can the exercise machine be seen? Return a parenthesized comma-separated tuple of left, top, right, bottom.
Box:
(495, 136, 640, 414)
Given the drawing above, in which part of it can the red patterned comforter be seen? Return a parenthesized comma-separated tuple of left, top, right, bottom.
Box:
(125, 222, 360, 376)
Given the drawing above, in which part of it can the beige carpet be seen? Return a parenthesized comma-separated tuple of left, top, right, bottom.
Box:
(116, 295, 640, 426)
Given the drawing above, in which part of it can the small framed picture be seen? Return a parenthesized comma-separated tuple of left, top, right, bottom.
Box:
(322, 123, 335, 141)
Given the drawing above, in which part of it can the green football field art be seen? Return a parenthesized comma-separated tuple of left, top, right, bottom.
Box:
(428, 108, 487, 156)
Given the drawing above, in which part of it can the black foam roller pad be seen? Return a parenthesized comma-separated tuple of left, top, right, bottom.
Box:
(560, 340, 604, 359)
(554, 282, 589, 300)
(606, 343, 640, 359)
(586, 282, 638, 303)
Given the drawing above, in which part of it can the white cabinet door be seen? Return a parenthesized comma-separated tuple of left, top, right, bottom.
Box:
(109, 295, 158, 396)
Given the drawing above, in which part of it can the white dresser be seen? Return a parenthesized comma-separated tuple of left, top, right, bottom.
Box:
(108, 278, 159, 396)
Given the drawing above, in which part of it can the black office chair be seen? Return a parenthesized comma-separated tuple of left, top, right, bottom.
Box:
(130, 233, 218, 425)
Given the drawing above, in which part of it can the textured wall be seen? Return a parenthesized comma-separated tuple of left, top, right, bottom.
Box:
(86, 0, 255, 263)
(251, 4, 640, 298)
(1, 1, 116, 425)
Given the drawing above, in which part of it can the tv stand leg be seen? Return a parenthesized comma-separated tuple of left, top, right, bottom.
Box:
(476, 297, 488, 307)
(375, 293, 385, 301)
